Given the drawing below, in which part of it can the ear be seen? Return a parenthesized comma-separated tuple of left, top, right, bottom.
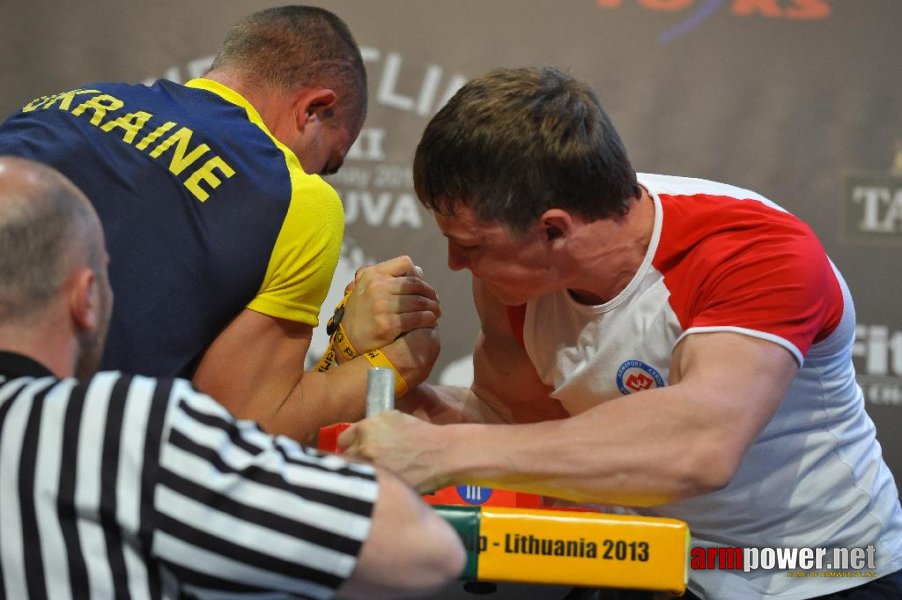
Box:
(294, 88, 338, 132)
(539, 209, 574, 245)
(68, 267, 99, 334)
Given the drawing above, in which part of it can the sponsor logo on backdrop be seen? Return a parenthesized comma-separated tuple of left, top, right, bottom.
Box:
(327, 152, 423, 229)
(595, 0, 831, 44)
(843, 145, 902, 245)
(843, 149, 902, 409)
(854, 324, 902, 407)
(844, 175, 902, 245)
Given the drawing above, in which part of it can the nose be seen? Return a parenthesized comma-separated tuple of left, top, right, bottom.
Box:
(447, 241, 469, 272)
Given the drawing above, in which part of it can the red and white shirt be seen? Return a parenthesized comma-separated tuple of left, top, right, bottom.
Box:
(522, 174, 902, 598)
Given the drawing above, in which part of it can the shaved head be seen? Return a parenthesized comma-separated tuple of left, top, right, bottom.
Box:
(0, 156, 103, 320)
(0, 156, 111, 376)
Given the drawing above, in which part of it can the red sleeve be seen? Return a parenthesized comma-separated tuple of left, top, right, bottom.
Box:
(655, 195, 843, 358)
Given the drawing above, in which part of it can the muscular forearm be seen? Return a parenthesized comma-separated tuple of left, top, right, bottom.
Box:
(430, 419, 700, 506)
(396, 383, 508, 425)
(264, 333, 440, 444)
(388, 331, 798, 508)
(263, 361, 367, 444)
(367, 386, 737, 507)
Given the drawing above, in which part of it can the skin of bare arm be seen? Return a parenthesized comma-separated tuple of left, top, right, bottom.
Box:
(340, 280, 799, 507)
(396, 276, 568, 425)
(192, 256, 441, 444)
(193, 311, 440, 444)
(336, 467, 466, 600)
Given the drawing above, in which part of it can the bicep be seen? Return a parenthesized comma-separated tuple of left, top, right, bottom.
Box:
(470, 279, 568, 423)
(192, 308, 312, 423)
(401, 278, 567, 425)
(670, 331, 800, 462)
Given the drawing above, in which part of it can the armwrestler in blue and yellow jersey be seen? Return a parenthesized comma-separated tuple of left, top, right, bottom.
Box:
(0, 8, 443, 444)
(0, 78, 340, 379)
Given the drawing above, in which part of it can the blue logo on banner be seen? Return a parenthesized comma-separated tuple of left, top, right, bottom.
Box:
(659, 0, 726, 44)
(457, 485, 493, 505)
(616, 360, 665, 395)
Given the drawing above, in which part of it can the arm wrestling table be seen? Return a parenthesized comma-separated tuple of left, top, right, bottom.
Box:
(319, 368, 689, 597)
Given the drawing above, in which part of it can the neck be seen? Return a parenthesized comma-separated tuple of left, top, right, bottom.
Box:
(0, 322, 78, 379)
(203, 70, 296, 141)
(566, 188, 655, 305)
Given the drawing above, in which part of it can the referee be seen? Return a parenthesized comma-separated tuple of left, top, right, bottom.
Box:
(0, 156, 465, 598)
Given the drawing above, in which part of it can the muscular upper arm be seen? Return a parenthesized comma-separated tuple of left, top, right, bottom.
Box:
(192, 308, 312, 427)
(506, 330, 805, 504)
(667, 331, 800, 480)
(470, 278, 568, 423)
(397, 278, 567, 425)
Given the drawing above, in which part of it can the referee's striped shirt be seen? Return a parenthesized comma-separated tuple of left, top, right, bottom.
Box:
(0, 351, 379, 599)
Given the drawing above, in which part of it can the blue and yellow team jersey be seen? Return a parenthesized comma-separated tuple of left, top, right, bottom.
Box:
(0, 78, 344, 377)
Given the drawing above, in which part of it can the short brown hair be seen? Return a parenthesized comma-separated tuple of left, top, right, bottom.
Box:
(414, 66, 638, 236)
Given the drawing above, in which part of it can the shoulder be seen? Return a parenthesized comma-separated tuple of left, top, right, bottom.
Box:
(642, 176, 843, 357)
(646, 175, 824, 275)
(66, 372, 216, 413)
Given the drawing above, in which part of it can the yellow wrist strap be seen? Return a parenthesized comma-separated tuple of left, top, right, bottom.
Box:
(315, 291, 409, 398)
(315, 337, 337, 372)
(316, 291, 354, 372)
(363, 349, 409, 398)
(334, 323, 359, 362)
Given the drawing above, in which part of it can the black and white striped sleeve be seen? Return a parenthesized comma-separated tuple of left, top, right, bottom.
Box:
(151, 378, 379, 600)
(1, 370, 379, 600)
(2, 371, 176, 599)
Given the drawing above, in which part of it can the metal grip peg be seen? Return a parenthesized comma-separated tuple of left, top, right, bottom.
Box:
(366, 367, 395, 417)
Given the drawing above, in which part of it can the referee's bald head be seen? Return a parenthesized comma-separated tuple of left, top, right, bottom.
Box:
(0, 156, 107, 324)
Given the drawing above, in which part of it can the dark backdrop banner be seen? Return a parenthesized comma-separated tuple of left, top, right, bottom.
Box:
(2, 2, 900, 595)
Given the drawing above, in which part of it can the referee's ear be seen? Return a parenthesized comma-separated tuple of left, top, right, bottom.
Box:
(68, 267, 101, 335)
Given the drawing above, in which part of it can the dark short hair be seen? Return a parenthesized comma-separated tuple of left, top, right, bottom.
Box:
(210, 5, 367, 119)
(413, 66, 638, 236)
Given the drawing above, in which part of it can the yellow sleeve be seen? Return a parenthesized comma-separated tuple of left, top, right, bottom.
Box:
(184, 78, 344, 327)
(247, 162, 344, 326)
